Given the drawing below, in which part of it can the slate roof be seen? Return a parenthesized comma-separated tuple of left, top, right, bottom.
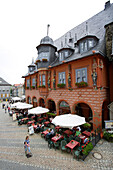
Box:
(50, 2, 113, 67)
(0, 77, 12, 86)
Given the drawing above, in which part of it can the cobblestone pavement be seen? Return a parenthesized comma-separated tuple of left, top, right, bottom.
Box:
(0, 103, 113, 170)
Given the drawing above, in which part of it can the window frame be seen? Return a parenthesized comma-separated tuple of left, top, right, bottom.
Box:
(42, 74, 46, 86)
(58, 72, 66, 84)
(75, 68, 87, 83)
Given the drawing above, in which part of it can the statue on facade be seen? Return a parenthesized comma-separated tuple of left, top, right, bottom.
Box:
(91, 69, 97, 87)
(68, 73, 71, 88)
(47, 76, 50, 88)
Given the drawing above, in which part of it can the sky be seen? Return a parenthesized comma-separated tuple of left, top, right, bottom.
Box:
(0, 0, 113, 85)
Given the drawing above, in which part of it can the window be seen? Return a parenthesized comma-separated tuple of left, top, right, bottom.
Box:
(32, 78, 35, 87)
(59, 72, 66, 84)
(80, 39, 94, 53)
(88, 39, 93, 48)
(39, 75, 41, 86)
(65, 51, 68, 57)
(59, 53, 64, 61)
(76, 68, 87, 83)
(42, 75, 45, 86)
(27, 79, 30, 87)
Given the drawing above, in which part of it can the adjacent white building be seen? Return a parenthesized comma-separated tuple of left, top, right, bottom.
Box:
(0, 77, 12, 101)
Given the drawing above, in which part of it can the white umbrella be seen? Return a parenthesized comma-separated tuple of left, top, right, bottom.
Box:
(16, 103, 33, 109)
(52, 114, 86, 129)
(12, 97, 21, 101)
(11, 102, 33, 109)
(28, 106, 49, 115)
(11, 102, 22, 109)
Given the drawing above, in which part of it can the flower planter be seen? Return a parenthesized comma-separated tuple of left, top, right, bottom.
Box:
(57, 83, 66, 88)
(75, 81, 88, 88)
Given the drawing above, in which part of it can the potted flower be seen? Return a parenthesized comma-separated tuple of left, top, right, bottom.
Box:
(57, 83, 66, 88)
(75, 81, 88, 88)
(32, 86, 35, 89)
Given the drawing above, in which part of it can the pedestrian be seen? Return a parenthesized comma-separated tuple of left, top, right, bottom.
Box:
(24, 136, 32, 157)
(8, 106, 10, 113)
(5, 106, 7, 113)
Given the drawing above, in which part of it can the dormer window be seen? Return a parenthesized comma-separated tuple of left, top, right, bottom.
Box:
(78, 35, 98, 54)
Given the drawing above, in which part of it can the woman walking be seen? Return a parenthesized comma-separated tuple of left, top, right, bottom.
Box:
(24, 136, 32, 157)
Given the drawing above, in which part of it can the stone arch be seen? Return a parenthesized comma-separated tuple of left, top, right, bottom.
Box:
(32, 96, 37, 108)
(72, 101, 93, 125)
(46, 98, 56, 113)
(57, 100, 71, 115)
(38, 97, 45, 108)
(102, 100, 109, 128)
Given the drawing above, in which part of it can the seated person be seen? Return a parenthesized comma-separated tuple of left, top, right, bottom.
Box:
(45, 129, 54, 139)
(35, 125, 40, 133)
(84, 137, 89, 144)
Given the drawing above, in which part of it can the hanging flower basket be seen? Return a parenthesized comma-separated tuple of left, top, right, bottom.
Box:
(36, 60, 41, 62)
(42, 58, 48, 62)
(57, 83, 66, 88)
(75, 81, 88, 88)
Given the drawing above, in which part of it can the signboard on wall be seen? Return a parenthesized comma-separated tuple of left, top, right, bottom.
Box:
(104, 120, 113, 129)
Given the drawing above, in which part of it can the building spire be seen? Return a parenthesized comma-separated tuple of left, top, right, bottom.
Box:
(47, 24, 50, 36)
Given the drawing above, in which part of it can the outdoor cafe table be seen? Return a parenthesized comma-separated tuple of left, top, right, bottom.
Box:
(55, 126, 61, 132)
(78, 134, 86, 143)
(82, 131, 91, 137)
(51, 135, 64, 143)
(41, 130, 49, 137)
(38, 118, 43, 122)
(63, 130, 73, 137)
(21, 117, 29, 121)
(27, 120, 35, 125)
(44, 121, 50, 126)
(65, 140, 80, 152)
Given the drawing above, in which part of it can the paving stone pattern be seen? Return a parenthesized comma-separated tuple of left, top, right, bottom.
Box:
(0, 103, 113, 170)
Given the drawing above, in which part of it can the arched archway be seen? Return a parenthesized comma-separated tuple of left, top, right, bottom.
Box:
(102, 100, 109, 128)
(58, 100, 71, 115)
(47, 99, 56, 113)
(27, 96, 32, 104)
(39, 98, 45, 107)
(74, 102, 93, 123)
(32, 97, 37, 108)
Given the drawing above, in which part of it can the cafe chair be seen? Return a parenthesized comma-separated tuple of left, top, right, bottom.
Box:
(74, 136, 81, 143)
(48, 139, 53, 149)
(53, 141, 60, 150)
(60, 140, 67, 153)
(73, 150, 80, 161)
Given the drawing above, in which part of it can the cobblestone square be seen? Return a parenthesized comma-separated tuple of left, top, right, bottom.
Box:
(0, 103, 113, 170)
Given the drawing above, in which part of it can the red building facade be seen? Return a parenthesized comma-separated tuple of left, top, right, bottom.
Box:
(23, 2, 113, 131)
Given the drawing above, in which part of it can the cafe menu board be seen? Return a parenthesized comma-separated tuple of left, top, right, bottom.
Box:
(28, 126, 34, 135)
(13, 113, 17, 121)
(105, 120, 113, 129)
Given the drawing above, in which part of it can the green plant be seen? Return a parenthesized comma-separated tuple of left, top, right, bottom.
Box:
(38, 85, 41, 88)
(83, 123, 91, 128)
(42, 85, 46, 88)
(103, 130, 113, 142)
(82, 142, 93, 155)
(27, 87, 29, 89)
(57, 83, 66, 88)
(75, 81, 88, 88)
(32, 86, 35, 89)
(46, 112, 56, 116)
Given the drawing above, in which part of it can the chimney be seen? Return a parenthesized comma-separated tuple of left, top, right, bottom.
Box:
(105, 1, 110, 10)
